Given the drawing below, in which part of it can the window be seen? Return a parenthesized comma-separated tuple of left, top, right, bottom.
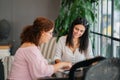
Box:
(91, 0, 120, 58)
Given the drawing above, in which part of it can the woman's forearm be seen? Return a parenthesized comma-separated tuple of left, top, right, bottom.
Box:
(53, 62, 72, 72)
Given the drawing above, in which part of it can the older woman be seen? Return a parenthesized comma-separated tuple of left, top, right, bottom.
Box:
(8, 17, 72, 80)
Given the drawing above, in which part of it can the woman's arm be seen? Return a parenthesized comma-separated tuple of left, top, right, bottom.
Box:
(53, 62, 72, 72)
(54, 36, 65, 63)
(86, 38, 94, 59)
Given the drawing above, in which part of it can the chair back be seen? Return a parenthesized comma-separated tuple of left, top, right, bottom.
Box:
(2, 56, 14, 80)
(0, 59, 5, 80)
(85, 58, 120, 80)
(40, 37, 56, 61)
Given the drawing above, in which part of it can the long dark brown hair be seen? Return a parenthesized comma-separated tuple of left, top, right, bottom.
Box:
(66, 17, 89, 54)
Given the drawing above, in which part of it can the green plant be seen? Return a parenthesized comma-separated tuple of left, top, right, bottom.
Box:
(115, 0, 120, 11)
(54, 0, 99, 39)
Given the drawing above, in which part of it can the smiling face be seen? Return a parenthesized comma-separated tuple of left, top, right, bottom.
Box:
(73, 24, 85, 39)
(40, 28, 54, 44)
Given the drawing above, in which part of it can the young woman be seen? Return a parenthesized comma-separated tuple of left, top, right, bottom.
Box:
(54, 17, 94, 65)
(8, 17, 72, 80)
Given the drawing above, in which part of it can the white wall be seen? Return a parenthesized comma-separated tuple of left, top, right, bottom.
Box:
(0, 0, 60, 54)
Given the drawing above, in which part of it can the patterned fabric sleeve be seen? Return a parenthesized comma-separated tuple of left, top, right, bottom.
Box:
(85, 38, 94, 59)
(53, 36, 65, 61)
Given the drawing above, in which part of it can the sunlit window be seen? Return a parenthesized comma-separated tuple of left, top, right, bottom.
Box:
(91, 0, 120, 58)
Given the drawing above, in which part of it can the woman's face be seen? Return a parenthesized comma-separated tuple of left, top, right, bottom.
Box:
(40, 28, 54, 43)
(73, 24, 85, 39)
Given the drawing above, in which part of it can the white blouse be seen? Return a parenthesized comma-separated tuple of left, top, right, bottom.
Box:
(54, 36, 94, 64)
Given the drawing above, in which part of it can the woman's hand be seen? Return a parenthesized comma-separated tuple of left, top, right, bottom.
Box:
(92, 61, 98, 65)
(55, 59, 61, 64)
(53, 62, 72, 72)
(62, 66, 71, 70)
(62, 62, 72, 70)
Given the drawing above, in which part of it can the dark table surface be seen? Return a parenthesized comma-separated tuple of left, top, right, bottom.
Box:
(38, 70, 83, 80)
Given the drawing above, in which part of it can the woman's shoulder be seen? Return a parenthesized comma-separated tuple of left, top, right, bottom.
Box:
(57, 36, 67, 44)
(59, 35, 67, 40)
(18, 45, 38, 52)
(16, 45, 39, 57)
